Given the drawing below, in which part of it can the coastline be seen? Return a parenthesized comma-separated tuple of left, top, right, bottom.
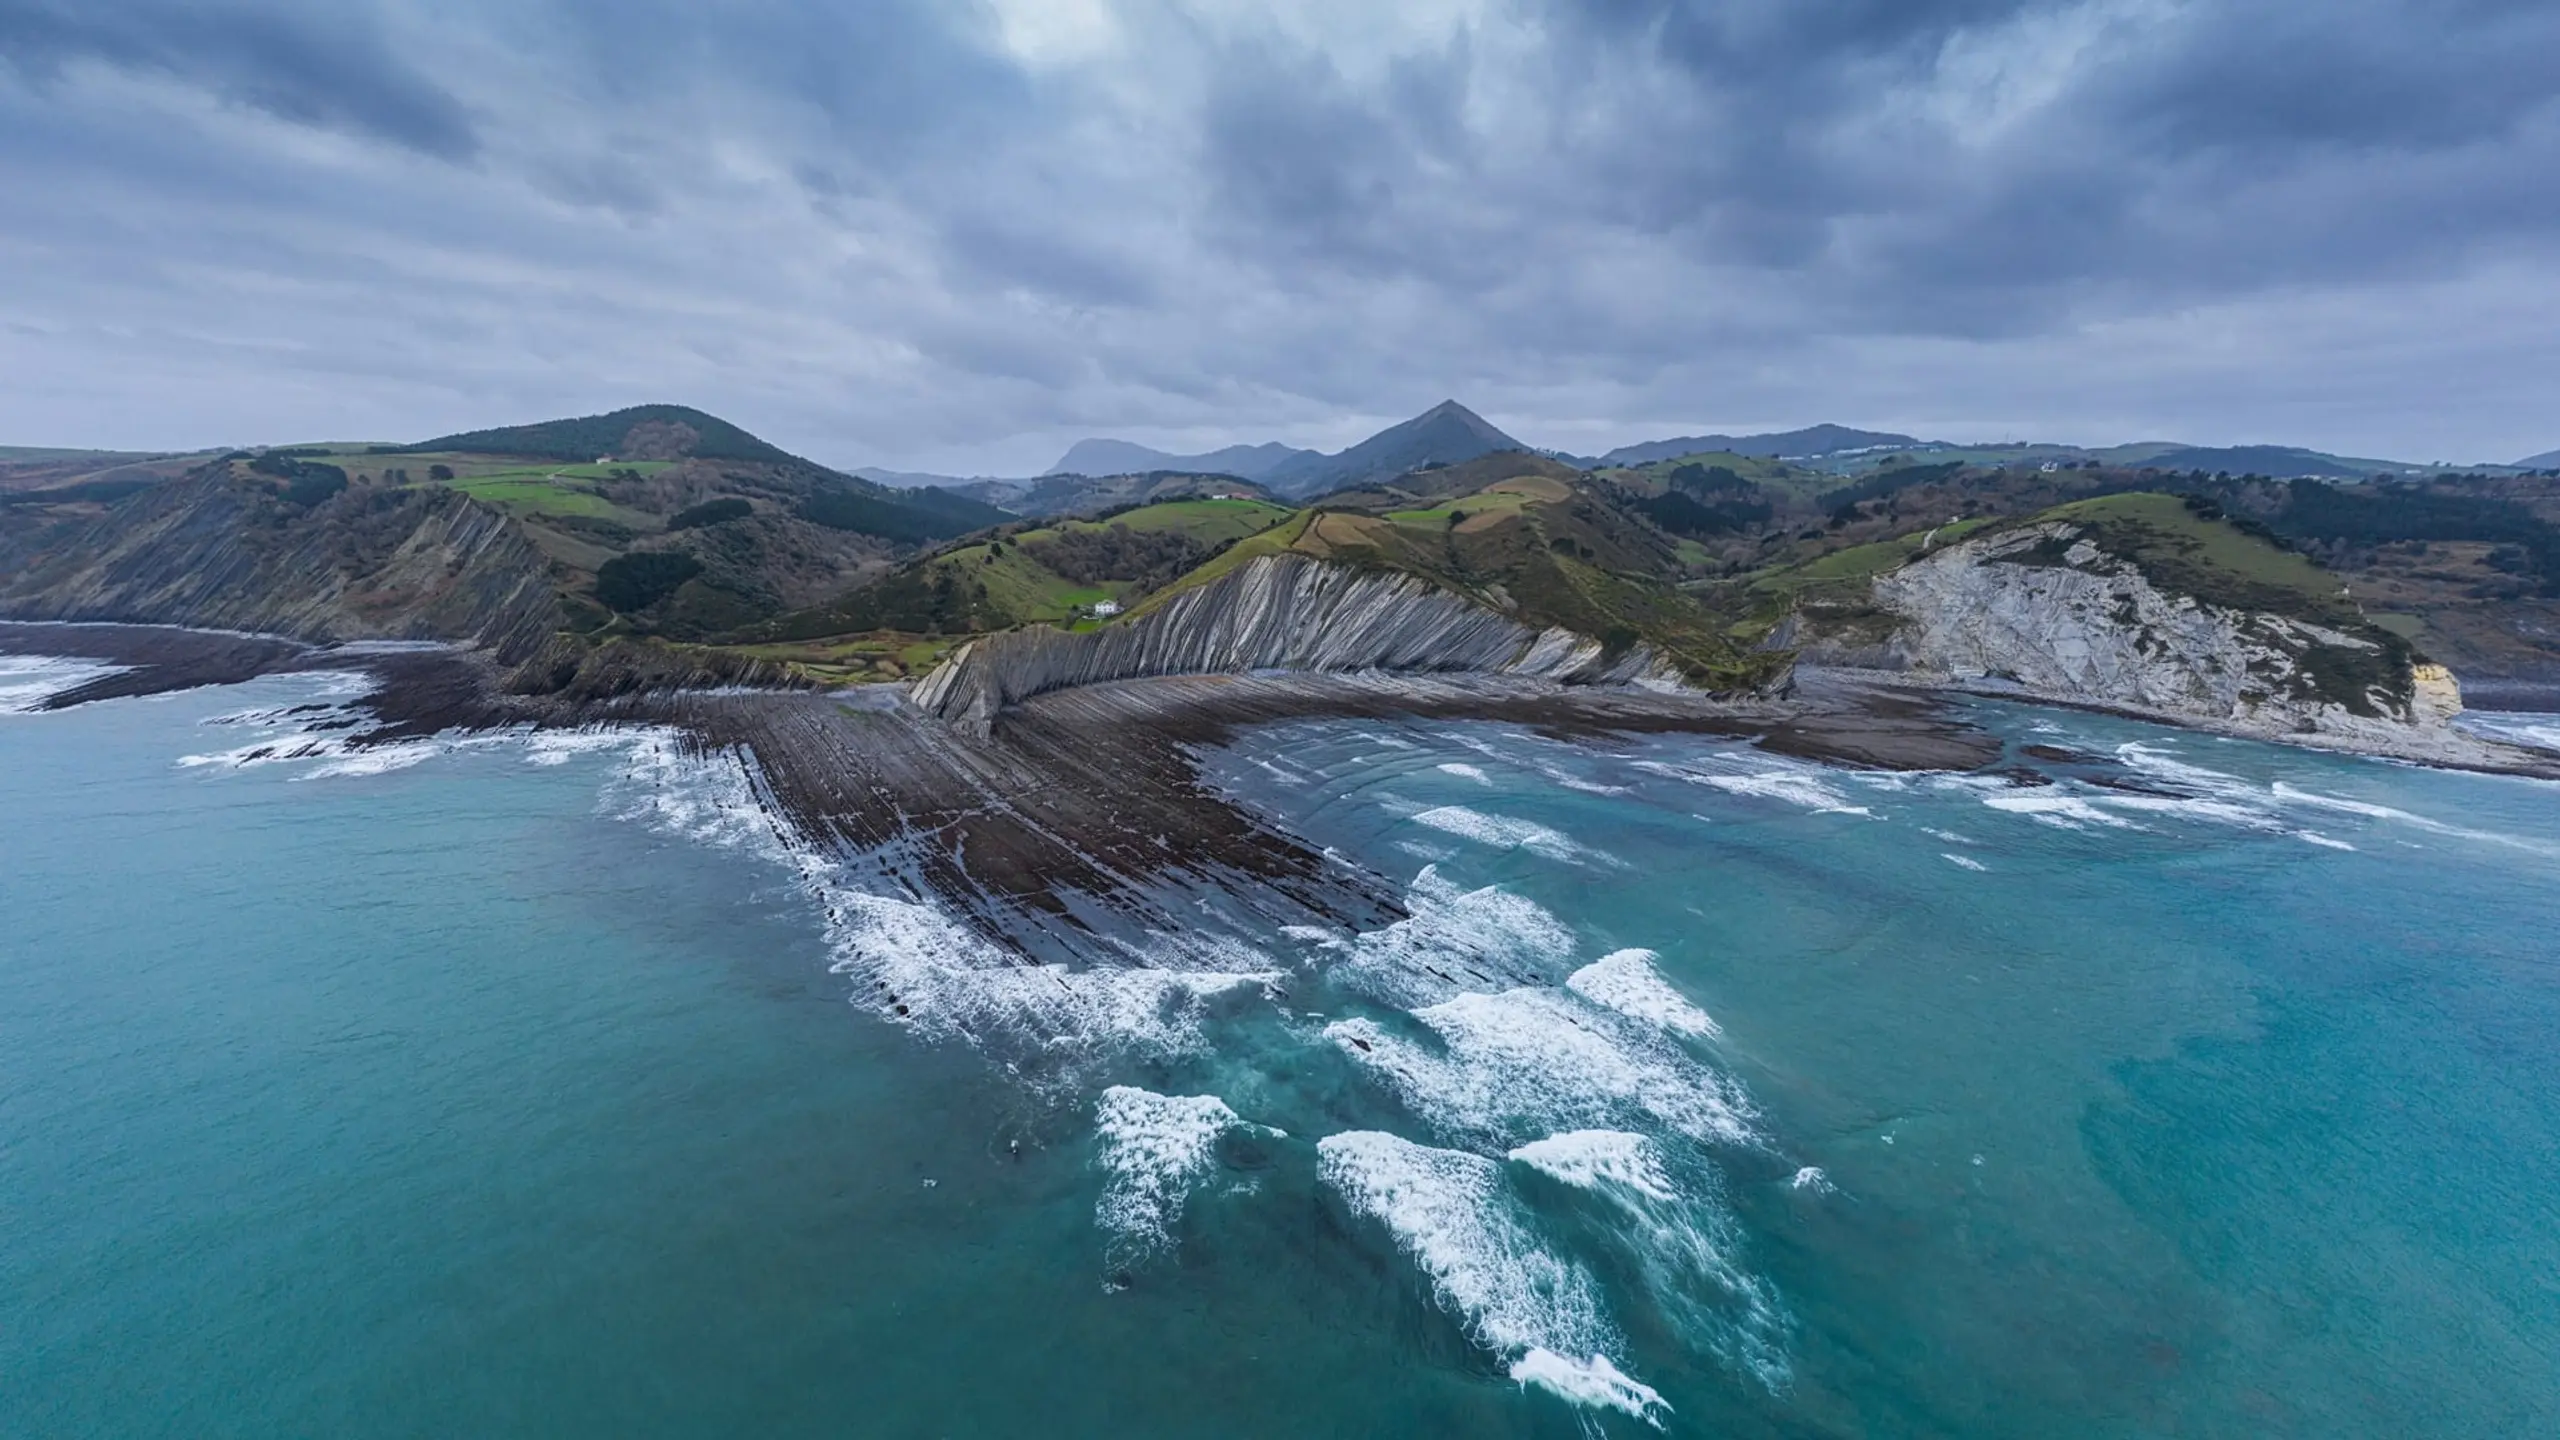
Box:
(9, 619, 2555, 959)
(0, 620, 1997, 948)
(1795, 664, 2560, 781)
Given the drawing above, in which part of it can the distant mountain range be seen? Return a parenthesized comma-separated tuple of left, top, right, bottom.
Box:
(858, 407, 2546, 504)
(1258, 401, 1525, 498)
(1036, 402, 1527, 500)
(1047, 439, 1312, 482)
(1593, 425, 1920, 467)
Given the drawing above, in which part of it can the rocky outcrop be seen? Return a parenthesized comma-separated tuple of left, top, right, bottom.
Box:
(912, 554, 1683, 734)
(0, 471, 562, 661)
(1798, 519, 2508, 762)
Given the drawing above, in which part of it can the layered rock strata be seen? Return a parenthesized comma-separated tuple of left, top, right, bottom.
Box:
(913, 554, 1683, 734)
(0, 473, 561, 661)
(1803, 520, 2505, 764)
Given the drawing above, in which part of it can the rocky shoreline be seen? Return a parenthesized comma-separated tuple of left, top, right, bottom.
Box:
(8, 621, 2555, 959)
(1, 620, 2000, 951)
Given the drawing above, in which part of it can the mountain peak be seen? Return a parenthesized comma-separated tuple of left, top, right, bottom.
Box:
(410, 404, 804, 467)
(1259, 400, 1526, 498)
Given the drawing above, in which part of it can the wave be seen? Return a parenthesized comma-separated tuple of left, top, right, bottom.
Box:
(1633, 753, 1873, 816)
(0, 654, 128, 714)
(1317, 1130, 1666, 1424)
(1293, 865, 1581, 1009)
(1978, 792, 2140, 831)
(1566, 949, 1722, 1040)
(827, 890, 1278, 1071)
(1406, 804, 1619, 866)
(1436, 761, 1492, 784)
(2456, 710, 2560, 755)
(1509, 1129, 1677, 1201)
(1093, 1088, 1275, 1271)
(1509, 1130, 1792, 1390)
(1325, 986, 1757, 1151)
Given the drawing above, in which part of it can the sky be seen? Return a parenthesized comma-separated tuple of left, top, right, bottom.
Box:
(2, 0, 2556, 473)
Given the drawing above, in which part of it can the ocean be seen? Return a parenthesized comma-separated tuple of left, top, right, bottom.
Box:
(4, 657, 2557, 1437)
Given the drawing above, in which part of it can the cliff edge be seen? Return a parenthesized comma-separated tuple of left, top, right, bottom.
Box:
(912, 553, 1685, 735)
(1785, 494, 2519, 766)
(0, 469, 562, 660)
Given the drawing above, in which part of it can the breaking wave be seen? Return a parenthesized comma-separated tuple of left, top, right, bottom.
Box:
(0, 655, 127, 713)
(1407, 804, 1619, 866)
(1318, 1130, 1668, 1424)
(1567, 949, 1723, 1040)
(1093, 1088, 1275, 1270)
(1290, 864, 1580, 1009)
(1325, 985, 1757, 1150)
(1509, 1130, 1792, 1390)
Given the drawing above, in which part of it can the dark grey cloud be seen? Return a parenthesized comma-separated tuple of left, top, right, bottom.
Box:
(0, 0, 2554, 469)
(0, 0, 477, 158)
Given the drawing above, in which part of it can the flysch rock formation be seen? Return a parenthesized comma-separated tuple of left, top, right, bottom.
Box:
(913, 553, 1685, 735)
(0, 471, 561, 661)
(1802, 519, 2521, 767)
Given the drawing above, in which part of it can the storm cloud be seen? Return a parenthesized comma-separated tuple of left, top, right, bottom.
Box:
(2, 0, 2554, 468)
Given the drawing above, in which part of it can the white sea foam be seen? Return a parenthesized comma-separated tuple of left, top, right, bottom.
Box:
(1789, 1166, 1833, 1192)
(2295, 831, 2357, 851)
(1093, 1088, 1271, 1266)
(2269, 779, 2557, 855)
(1508, 1130, 1677, 1201)
(1635, 754, 1871, 816)
(1980, 792, 2140, 830)
(1408, 805, 1618, 866)
(1510, 1129, 1792, 1391)
(1298, 866, 1580, 1008)
(299, 741, 445, 778)
(521, 729, 646, 767)
(0, 655, 127, 714)
(824, 889, 1277, 1066)
(1941, 852, 1990, 871)
(1327, 987, 1756, 1148)
(1508, 1349, 1669, 1423)
(1437, 762, 1493, 784)
(1566, 950, 1721, 1039)
(2456, 710, 2560, 755)
(1317, 1131, 1661, 1423)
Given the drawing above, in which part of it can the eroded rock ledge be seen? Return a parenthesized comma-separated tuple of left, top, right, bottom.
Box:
(912, 554, 1689, 735)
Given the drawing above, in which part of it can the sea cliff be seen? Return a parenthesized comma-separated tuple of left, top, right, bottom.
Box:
(1791, 516, 2504, 765)
(0, 472, 561, 661)
(912, 553, 1686, 735)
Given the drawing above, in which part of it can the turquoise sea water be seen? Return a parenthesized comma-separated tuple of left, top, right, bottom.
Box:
(4, 661, 2557, 1436)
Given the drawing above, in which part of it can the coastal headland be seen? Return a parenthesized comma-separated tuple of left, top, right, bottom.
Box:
(2, 619, 2010, 959)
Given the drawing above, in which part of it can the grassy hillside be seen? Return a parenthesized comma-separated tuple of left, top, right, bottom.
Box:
(404, 404, 800, 465)
(742, 497, 1295, 644)
(1131, 464, 1783, 689)
(113, 415, 1021, 646)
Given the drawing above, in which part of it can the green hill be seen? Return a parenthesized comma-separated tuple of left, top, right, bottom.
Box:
(741, 497, 1296, 651)
(404, 405, 801, 466)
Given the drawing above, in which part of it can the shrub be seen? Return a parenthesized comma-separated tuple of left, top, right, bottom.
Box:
(666, 497, 753, 531)
(594, 551, 705, 611)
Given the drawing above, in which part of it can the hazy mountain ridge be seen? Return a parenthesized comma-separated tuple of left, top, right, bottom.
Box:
(1596, 425, 1921, 466)
(1047, 438, 1313, 481)
(1259, 400, 1527, 498)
